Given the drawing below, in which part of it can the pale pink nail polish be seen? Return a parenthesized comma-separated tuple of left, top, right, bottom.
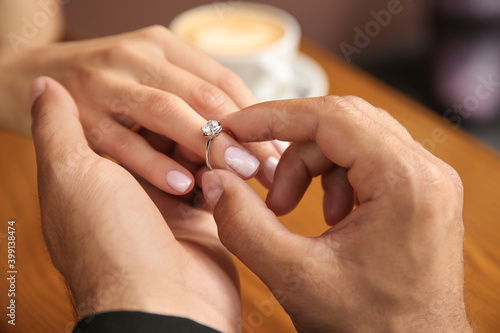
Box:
(272, 140, 290, 154)
(263, 157, 279, 184)
(224, 146, 260, 178)
(166, 171, 192, 193)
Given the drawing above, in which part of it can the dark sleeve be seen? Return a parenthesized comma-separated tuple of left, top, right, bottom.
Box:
(73, 311, 222, 333)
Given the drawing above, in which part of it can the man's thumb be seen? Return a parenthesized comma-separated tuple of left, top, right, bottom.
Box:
(202, 170, 305, 285)
(30, 77, 92, 166)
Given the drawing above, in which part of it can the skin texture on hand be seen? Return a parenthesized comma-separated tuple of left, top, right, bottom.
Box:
(31, 77, 242, 333)
(202, 96, 473, 333)
(1, 25, 280, 194)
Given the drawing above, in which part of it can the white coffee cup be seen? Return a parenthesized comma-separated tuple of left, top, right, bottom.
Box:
(169, 2, 301, 102)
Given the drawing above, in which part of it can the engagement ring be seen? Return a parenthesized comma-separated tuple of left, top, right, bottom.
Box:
(201, 120, 223, 170)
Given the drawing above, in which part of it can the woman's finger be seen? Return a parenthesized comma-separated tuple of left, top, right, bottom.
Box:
(106, 83, 261, 179)
(86, 114, 195, 195)
(133, 58, 281, 188)
(136, 128, 175, 155)
(136, 26, 257, 108)
(85, 32, 280, 187)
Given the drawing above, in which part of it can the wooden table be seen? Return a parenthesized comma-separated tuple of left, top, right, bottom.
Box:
(1, 40, 499, 333)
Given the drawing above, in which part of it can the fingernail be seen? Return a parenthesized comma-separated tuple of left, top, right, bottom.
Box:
(264, 156, 279, 184)
(224, 146, 260, 178)
(166, 170, 193, 193)
(202, 171, 224, 208)
(29, 77, 47, 104)
(272, 140, 290, 154)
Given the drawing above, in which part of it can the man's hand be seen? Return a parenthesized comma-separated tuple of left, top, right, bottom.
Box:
(202, 96, 472, 333)
(31, 77, 241, 333)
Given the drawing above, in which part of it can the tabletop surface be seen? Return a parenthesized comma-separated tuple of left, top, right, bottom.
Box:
(1, 39, 499, 333)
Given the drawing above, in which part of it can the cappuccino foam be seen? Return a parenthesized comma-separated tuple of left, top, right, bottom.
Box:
(176, 12, 285, 57)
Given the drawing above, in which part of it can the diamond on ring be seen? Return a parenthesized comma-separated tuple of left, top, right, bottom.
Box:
(202, 120, 223, 170)
(201, 120, 223, 138)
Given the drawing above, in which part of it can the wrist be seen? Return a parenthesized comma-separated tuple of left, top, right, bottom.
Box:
(388, 304, 473, 333)
(70, 274, 238, 333)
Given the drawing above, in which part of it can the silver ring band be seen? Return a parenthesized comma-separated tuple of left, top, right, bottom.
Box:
(206, 137, 214, 170)
(201, 120, 223, 170)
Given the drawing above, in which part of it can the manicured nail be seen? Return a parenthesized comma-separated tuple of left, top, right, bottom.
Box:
(224, 146, 260, 178)
(202, 171, 224, 208)
(263, 156, 279, 184)
(166, 170, 192, 193)
(272, 140, 290, 154)
(29, 77, 47, 104)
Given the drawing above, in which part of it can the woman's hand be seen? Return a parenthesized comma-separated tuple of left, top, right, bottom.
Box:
(202, 97, 472, 333)
(1, 26, 280, 193)
(31, 77, 241, 332)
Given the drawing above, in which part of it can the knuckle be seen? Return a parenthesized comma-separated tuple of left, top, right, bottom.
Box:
(342, 95, 369, 108)
(321, 95, 357, 113)
(217, 67, 246, 91)
(147, 92, 181, 123)
(441, 162, 464, 195)
(191, 83, 228, 112)
(110, 131, 136, 156)
(319, 95, 359, 123)
(413, 159, 465, 232)
(320, 95, 342, 108)
(141, 25, 171, 39)
(415, 160, 446, 188)
(113, 39, 134, 51)
(411, 158, 463, 208)
(323, 95, 372, 114)
(96, 39, 142, 64)
(449, 168, 464, 193)
(414, 156, 463, 195)
(86, 128, 104, 148)
(73, 63, 98, 83)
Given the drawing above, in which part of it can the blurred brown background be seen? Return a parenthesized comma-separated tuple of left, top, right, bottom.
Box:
(65, 0, 430, 62)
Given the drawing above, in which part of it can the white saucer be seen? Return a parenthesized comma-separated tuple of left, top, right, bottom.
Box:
(254, 52, 330, 102)
(293, 52, 330, 98)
